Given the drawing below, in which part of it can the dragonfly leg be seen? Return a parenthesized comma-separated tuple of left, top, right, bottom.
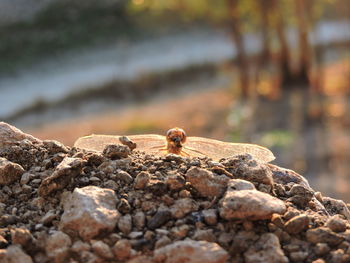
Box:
(183, 146, 206, 156)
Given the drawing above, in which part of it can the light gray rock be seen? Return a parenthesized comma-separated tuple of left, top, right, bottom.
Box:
(154, 240, 228, 263)
(59, 186, 120, 241)
(186, 167, 229, 197)
(91, 240, 113, 260)
(227, 179, 255, 191)
(244, 233, 289, 263)
(0, 158, 24, 185)
(0, 122, 40, 147)
(322, 197, 350, 219)
(219, 189, 286, 220)
(118, 214, 132, 235)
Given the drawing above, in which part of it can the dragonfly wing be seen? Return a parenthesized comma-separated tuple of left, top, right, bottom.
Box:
(186, 137, 275, 163)
(74, 134, 166, 154)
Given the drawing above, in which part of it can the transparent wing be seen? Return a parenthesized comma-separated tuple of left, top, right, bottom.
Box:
(185, 136, 275, 163)
(74, 134, 166, 153)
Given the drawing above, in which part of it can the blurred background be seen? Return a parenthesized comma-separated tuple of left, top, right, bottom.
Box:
(0, 0, 349, 201)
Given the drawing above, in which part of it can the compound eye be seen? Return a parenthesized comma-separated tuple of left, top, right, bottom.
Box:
(167, 128, 176, 137)
(179, 128, 187, 142)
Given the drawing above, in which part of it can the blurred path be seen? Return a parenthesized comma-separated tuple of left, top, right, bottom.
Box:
(0, 21, 349, 119)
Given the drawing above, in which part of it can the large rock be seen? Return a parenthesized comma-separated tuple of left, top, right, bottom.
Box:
(244, 233, 288, 263)
(0, 245, 33, 263)
(153, 240, 228, 263)
(0, 157, 24, 185)
(59, 186, 120, 241)
(219, 189, 286, 220)
(186, 167, 229, 197)
(322, 197, 350, 219)
(38, 157, 86, 196)
(0, 122, 40, 147)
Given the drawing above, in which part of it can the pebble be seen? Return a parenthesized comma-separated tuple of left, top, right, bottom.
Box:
(147, 209, 172, 230)
(59, 186, 120, 241)
(185, 167, 229, 197)
(284, 214, 310, 234)
(112, 239, 132, 261)
(103, 144, 130, 159)
(118, 214, 132, 235)
(134, 171, 150, 189)
(306, 227, 344, 246)
(326, 215, 347, 233)
(0, 157, 25, 185)
(153, 240, 228, 263)
(91, 240, 113, 260)
(219, 189, 286, 220)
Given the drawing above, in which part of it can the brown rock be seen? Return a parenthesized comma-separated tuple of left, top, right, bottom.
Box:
(219, 190, 286, 220)
(112, 239, 132, 261)
(244, 233, 288, 263)
(91, 240, 113, 260)
(147, 209, 172, 230)
(103, 144, 130, 159)
(10, 228, 33, 247)
(153, 240, 228, 263)
(165, 173, 185, 191)
(118, 214, 132, 235)
(0, 158, 24, 185)
(38, 157, 86, 196)
(227, 179, 255, 191)
(134, 171, 150, 189)
(59, 186, 120, 241)
(170, 198, 199, 219)
(326, 215, 347, 233)
(284, 214, 310, 234)
(0, 245, 33, 263)
(306, 227, 344, 246)
(186, 167, 229, 197)
(46, 231, 72, 263)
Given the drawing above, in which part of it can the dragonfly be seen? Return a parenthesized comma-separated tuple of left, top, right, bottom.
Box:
(74, 127, 275, 163)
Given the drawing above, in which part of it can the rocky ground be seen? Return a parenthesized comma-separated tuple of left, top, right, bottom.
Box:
(0, 122, 349, 263)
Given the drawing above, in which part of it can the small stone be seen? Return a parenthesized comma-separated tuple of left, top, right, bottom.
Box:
(326, 215, 347, 233)
(153, 240, 228, 263)
(219, 189, 286, 220)
(133, 211, 145, 230)
(71, 240, 90, 253)
(0, 158, 25, 185)
(38, 157, 86, 196)
(91, 240, 113, 260)
(165, 173, 185, 191)
(244, 233, 288, 263)
(20, 173, 31, 185)
(116, 170, 133, 184)
(46, 231, 72, 262)
(134, 171, 150, 189)
(128, 231, 143, 239)
(171, 198, 199, 219)
(119, 136, 137, 150)
(284, 214, 310, 234)
(147, 209, 172, 230)
(192, 229, 216, 242)
(103, 144, 130, 159)
(202, 209, 217, 225)
(40, 210, 57, 225)
(155, 235, 172, 249)
(289, 251, 308, 262)
(43, 140, 69, 153)
(306, 227, 344, 246)
(287, 184, 314, 207)
(227, 179, 255, 191)
(323, 197, 350, 219)
(59, 186, 120, 241)
(118, 214, 132, 235)
(10, 228, 33, 247)
(271, 214, 284, 228)
(0, 245, 33, 263)
(314, 243, 330, 256)
(112, 239, 131, 261)
(186, 167, 229, 197)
